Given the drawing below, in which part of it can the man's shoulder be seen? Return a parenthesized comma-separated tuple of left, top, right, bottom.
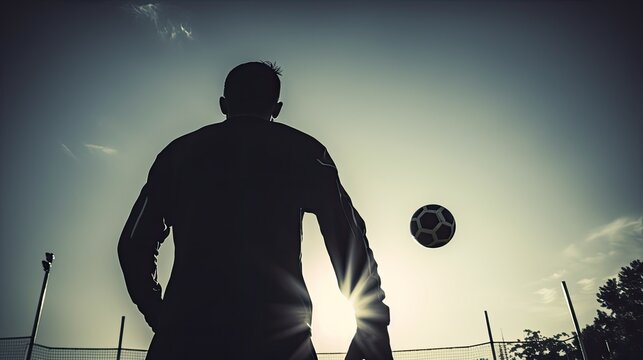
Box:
(158, 120, 327, 158)
(270, 121, 325, 150)
(158, 123, 220, 154)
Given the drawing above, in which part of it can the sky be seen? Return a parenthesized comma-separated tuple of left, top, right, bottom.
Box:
(1, 0, 642, 354)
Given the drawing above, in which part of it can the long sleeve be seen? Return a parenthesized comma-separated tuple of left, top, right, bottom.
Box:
(118, 154, 171, 332)
(311, 148, 393, 360)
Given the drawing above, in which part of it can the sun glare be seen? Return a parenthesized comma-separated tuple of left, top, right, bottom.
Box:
(312, 289, 357, 351)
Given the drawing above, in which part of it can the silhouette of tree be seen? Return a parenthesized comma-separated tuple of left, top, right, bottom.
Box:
(509, 330, 579, 359)
(581, 259, 643, 359)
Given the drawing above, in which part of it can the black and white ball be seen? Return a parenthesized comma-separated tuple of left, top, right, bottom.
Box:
(410, 204, 456, 248)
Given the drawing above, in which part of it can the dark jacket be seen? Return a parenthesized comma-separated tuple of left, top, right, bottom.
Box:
(118, 116, 392, 359)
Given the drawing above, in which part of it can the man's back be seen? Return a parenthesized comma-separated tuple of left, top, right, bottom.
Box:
(122, 117, 327, 357)
(160, 117, 322, 347)
(119, 62, 392, 360)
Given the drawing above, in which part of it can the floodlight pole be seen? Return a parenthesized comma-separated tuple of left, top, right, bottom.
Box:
(116, 316, 125, 360)
(484, 311, 498, 360)
(561, 281, 588, 360)
(25, 253, 55, 360)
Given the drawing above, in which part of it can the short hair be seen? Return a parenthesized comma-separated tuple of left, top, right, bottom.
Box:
(224, 61, 282, 115)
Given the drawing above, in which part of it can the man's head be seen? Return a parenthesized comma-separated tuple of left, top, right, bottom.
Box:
(220, 61, 283, 120)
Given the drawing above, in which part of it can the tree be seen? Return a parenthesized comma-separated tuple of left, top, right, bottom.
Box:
(509, 329, 579, 359)
(582, 259, 643, 359)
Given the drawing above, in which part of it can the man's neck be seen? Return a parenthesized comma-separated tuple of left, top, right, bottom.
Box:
(226, 113, 271, 121)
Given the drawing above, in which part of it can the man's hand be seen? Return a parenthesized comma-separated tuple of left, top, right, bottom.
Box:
(345, 336, 364, 360)
(138, 294, 162, 333)
(345, 327, 393, 360)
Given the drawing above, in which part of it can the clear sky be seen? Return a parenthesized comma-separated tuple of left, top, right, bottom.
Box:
(1, 0, 642, 353)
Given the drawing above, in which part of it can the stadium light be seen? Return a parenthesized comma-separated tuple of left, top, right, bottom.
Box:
(24, 252, 55, 360)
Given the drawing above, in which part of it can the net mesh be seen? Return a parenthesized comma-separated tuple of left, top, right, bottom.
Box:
(0, 337, 29, 360)
(0, 336, 581, 359)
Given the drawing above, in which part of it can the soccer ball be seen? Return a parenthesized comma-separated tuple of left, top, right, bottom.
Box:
(410, 204, 456, 248)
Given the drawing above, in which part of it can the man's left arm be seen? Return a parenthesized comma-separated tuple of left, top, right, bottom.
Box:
(310, 147, 393, 360)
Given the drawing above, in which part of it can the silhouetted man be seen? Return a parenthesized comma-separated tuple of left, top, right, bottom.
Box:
(118, 61, 393, 360)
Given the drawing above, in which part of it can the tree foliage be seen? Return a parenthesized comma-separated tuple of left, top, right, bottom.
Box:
(582, 259, 643, 359)
(509, 329, 578, 359)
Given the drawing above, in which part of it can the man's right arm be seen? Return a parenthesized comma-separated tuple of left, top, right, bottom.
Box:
(118, 153, 172, 332)
(309, 147, 393, 360)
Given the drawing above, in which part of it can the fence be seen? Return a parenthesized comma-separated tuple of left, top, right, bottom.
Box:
(0, 336, 581, 360)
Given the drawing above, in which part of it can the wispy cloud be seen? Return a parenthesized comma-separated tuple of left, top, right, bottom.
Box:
(130, 3, 194, 41)
(132, 3, 159, 24)
(541, 269, 567, 282)
(577, 278, 596, 292)
(85, 144, 118, 155)
(61, 143, 78, 160)
(587, 217, 643, 244)
(564, 216, 643, 265)
(179, 23, 192, 39)
(535, 288, 557, 304)
(532, 216, 641, 310)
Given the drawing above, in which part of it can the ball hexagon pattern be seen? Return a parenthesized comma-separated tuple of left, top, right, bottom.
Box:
(410, 204, 456, 248)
